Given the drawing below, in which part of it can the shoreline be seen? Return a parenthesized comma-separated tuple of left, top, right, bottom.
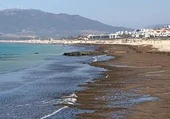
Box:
(0, 44, 107, 119)
(0, 39, 170, 52)
(72, 44, 170, 119)
(1, 40, 170, 118)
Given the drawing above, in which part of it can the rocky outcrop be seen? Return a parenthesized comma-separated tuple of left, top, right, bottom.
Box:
(63, 51, 107, 56)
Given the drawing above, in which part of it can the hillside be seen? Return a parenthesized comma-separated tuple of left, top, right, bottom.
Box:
(0, 9, 133, 38)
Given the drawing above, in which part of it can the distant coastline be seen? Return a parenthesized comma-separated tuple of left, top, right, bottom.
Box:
(0, 39, 170, 52)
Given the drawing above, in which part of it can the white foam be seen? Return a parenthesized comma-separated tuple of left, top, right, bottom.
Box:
(65, 98, 77, 104)
(92, 56, 97, 62)
(40, 106, 68, 119)
(16, 103, 31, 107)
(54, 93, 78, 105)
(63, 93, 77, 105)
(97, 54, 107, 57)
(65, 93, 78, 98)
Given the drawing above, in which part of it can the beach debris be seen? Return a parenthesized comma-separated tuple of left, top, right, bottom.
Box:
(103, 50, 108, 54)
(105, 75, 109, 79)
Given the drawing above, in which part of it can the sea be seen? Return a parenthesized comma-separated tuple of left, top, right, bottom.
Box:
(0, 43, 112, 119)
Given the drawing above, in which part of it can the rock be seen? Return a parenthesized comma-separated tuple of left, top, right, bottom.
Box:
(63, 51, 101, 56)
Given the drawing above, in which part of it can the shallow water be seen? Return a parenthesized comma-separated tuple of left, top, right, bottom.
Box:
(0, 43, 112, 119)
(104, 88, 158, 119)
(0, 43, 71, 73)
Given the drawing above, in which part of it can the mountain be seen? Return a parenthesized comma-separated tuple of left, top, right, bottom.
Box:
(0, 9, 133, 38)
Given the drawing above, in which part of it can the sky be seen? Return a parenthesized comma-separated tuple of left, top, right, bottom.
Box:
(0, 0, 170, 28)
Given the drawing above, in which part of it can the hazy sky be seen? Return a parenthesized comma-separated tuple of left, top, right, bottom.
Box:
(0, 0, 169, 28)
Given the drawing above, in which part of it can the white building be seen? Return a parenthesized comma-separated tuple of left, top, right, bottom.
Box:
(109, 33, 120, 39)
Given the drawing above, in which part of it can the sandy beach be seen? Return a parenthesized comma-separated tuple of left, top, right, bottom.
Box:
(72, 44, 170, 119)
(1, 39, 170, 52)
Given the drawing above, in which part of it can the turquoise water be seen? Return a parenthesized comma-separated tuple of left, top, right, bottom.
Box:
(0, 43, 72, 73)
(0, 43, 110, 119)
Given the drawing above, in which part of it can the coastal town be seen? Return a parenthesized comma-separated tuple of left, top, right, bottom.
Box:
(1, 25, 170, 52)
(85, 25, 170, 40)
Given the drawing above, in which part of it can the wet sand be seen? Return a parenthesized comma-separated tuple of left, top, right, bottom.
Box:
(74, 44, 170, 119)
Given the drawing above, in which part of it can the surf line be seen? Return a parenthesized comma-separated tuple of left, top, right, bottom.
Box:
(40, 106, 68, 119)
(92, 56, 97, 62)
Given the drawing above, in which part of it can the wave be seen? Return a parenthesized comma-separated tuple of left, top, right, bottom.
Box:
(54, 93, 78, 105)
(40, 93, 78, 119)
(40, 106, 68, 119)
(92, 55, 113, 63)
(92, 56, 98, 62)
